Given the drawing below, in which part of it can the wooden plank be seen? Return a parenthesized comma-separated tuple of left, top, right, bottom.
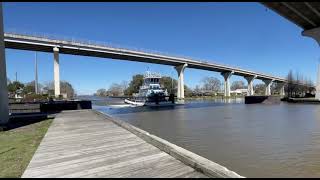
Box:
(60, 152, 168, 178)
(28, 142, 151, 168)
(80, 155, 177, 178)
(25, 146, 161, 177)
(22, 110, 208, 178)
(29, 141, 148, 167)
(177, 170, 209, 178)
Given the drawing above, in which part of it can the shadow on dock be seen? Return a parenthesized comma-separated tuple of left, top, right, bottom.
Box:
(4, 113, 54, 131)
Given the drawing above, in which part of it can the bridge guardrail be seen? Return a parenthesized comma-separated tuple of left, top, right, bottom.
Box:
(5, 30, 315, 86)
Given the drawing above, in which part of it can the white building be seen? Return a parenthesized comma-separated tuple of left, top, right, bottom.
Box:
(230, 89, 248, 96)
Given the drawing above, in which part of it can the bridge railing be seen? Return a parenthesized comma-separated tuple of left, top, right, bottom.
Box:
(5, 29, 288, 81)
(5, 29, 248, 67)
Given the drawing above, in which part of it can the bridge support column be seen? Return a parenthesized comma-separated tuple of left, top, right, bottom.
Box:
(244, 75, 257, 96)
(302, 27, 320, 46)
(0, 3, 9, 125)
(53, 47, 60, 97)
(316, 63, 320, 100)
(174, 64, 187, 100)
(221, 71, 233, 97)
(303, 28, 320, 100)
(263, 79, 273, 96)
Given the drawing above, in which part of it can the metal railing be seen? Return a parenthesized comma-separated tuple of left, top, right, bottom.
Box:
(5, 28, 287, 81)
(5, 29, 248, 66)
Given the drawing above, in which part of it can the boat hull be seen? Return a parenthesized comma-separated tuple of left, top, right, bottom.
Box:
(124, 99, 145, 106)
(124, 98, 176, 107)
(144, 101, 176, 107)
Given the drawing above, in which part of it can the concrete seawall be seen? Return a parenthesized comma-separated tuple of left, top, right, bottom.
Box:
(245, 96, 281, 104)
(94, 110, 244, 178)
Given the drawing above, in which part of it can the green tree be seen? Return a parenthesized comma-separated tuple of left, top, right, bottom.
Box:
(23, 81, 35, 95)
(22, 81, 43, 95)
(42, 81, 75, 98)
(61, 81, 75, 98)
(124, 74, 191, 97)
(125, 74, 144, 95)
(160, 76, 178, 95)
(8, 81, 24, 93)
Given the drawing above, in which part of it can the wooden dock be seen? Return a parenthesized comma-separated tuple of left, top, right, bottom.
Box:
(22, 110, 209, 178)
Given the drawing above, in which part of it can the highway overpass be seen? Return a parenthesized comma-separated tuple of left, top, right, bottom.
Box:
(3, 32, 289, 98)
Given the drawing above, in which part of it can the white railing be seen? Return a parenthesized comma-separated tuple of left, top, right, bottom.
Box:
(5, 29, 246, 67)
(5, 28, 286, 81)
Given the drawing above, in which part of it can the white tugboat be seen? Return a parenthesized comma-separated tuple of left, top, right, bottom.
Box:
(124, 71, 175, 106)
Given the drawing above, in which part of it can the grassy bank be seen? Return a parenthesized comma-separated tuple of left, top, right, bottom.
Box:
(0, 119, 52, 178)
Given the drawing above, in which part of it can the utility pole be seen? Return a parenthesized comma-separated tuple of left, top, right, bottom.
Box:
(15, 72, 17, 82)
(35, 52, 38, 94)
(171, 77, 173, 94)
(170, 71, 173, 94)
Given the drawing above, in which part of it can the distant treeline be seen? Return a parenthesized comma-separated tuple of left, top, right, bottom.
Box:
(7, 79, 75, 101)
(95, 70, 316, 98)
(285, 70, 315, 98)
(95, 74, 192, 97)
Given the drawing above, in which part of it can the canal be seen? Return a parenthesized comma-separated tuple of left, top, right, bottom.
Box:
(89, 96, 320, 177)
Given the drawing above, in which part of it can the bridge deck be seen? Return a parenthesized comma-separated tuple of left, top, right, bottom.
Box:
(22, 110, 208, 178)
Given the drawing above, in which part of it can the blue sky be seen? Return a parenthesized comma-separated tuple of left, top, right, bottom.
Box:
(3, 2, 319, 95)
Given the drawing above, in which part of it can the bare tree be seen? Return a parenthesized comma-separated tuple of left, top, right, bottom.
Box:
(201, 76, 221, 92)
(286, 70, 294, 97)
(120, 81, 128, 93)
(194, 85, 201, 93)
(231, 80, 246, 90)
(96, 88, 107, 96)
(285, 70, 314, 98)
(254, 83, 265, 95)
(108, 83, 124, 97)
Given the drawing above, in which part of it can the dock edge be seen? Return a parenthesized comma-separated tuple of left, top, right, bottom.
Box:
(93, 110, 244, 178)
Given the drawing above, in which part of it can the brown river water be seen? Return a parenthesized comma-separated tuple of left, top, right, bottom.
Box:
(89, 96, 320, 178)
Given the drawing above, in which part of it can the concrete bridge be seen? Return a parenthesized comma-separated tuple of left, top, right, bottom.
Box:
(3, 32, 288, 98)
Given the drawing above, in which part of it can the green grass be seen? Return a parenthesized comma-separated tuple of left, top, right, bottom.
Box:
(0, 119, 52, 178)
